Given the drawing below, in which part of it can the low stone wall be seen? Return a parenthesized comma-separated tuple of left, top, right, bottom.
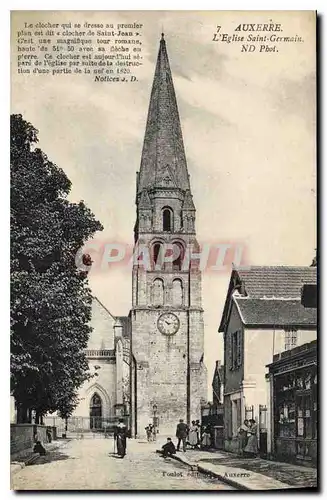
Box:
(275, 437, 317, 467)
(11, 424, 34, 455)
(224, 437, 240, 454)
(11, 424, 57, 455)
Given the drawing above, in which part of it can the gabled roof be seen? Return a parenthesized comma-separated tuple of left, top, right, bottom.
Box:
(234, 297, 317, 328)
(212, 361, 224, 385)
(93, 296, 116, 320)
(182, 190, 196, 211)
(237, 266, 316, 299)
(138, 190, 152, 209)
(92, 297, 130, 338)
(218, 266, 317, 332)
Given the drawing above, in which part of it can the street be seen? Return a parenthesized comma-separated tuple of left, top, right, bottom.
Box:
(11, 437, 234, 491)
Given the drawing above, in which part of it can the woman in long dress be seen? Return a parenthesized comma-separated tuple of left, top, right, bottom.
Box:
(188, 421, 198, 449)
(238, 419, 249, 455)
(201, 426, 211, 449)
(243, 419, 258, 457)
(114, 419, 128, 458)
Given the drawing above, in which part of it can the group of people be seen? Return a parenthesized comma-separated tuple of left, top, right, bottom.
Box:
(178, 419, 212, 451)
(160, 419, 212, 458)
(145, 423, 157, 442)
(238, 418, 258, 457)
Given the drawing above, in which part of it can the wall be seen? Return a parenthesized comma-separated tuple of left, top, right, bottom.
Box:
(87, 298, 115, 350)
(244, 328, 317, 401)
(11, 424, 52, 455)
(73, 359, 116, 418)
(224, 303, 244, 395)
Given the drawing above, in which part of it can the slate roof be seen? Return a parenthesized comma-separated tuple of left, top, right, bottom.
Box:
(237, 266, 317, 299)
(218, 266, 317, 332)
(234, 297, 317, 327)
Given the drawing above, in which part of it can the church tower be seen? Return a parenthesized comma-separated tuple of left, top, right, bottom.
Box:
(130, 35, 206, 436)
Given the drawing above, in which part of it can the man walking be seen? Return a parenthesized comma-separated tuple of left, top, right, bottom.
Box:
(176, 419, 188, 452)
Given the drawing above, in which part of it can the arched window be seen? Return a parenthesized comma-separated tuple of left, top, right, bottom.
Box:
(151, 278, 164, 306)
(173, 279, 183, 306)
(172, 242, 185, 271)
(163, 208, 173, 232)
(90, 392, 102, 430)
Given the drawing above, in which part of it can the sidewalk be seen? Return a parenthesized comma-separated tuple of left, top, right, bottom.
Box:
(168, 449, 317, 490)
(11, 439, 70, 476)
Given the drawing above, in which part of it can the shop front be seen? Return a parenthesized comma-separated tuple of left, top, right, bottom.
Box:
(268, 341, 317, 466)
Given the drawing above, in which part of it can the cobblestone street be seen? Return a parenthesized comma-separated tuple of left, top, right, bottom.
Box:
(11, 437, 234, 491)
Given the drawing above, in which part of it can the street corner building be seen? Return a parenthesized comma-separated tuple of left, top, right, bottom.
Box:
(130, 34, 207, 436)
(219, 266, 317, 463)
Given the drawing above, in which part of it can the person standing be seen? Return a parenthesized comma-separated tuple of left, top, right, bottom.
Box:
(195, 420, 201, 447)
(238, 419, 250, 456)
(114, 418, 128, 458)
(188, 421, 198, 449)
(201, 426, 211, 449)
(176, 419, 189, 452)
(145, 424, 153, 442)
(243, 419, 258, 457)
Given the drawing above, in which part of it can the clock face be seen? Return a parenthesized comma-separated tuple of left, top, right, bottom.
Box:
(157, 313, 180, 336)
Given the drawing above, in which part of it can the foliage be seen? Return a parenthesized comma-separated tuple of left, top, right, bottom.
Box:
(11, 114, 103, 421)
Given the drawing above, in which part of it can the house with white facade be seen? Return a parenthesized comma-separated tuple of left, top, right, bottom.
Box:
(218, 266, 317, 454)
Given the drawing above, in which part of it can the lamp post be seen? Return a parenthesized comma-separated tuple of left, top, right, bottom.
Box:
(153, 404, 158, 438)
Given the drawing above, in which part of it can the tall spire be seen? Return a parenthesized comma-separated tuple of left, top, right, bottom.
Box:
(137, 35, 190, 194)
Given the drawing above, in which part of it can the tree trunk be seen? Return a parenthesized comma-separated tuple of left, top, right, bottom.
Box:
(17, 403, 28, 423)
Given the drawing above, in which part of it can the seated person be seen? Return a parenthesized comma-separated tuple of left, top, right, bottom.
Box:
(161, 437, 176, 458)
(33, 441, 46, 456)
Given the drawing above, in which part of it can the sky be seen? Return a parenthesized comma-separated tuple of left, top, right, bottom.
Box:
(11, 10, 316, 397)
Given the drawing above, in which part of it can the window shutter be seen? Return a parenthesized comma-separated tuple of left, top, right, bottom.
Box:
(236, 330, 242, 367)
(228, 333, 233, 370)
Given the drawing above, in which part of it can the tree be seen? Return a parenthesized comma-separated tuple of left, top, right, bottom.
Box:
(11, 114, 103, 422)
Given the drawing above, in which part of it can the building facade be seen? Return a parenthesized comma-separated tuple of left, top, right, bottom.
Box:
(266, 340, 317, 466)
(130, 35, 207, 436)
(218, 266, 317, 454)
(44, 298, 131, 432)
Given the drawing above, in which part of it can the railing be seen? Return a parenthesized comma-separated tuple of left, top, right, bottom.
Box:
(245, 405, 254, 421)
(84, 349, 115, 358)
(43, 416, 130, 437)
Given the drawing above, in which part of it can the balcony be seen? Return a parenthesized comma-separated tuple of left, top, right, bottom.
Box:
(84, 349, 115, 359)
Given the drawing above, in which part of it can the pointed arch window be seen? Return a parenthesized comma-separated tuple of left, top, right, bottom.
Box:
(90, 392, 102, 429)
(151, 278, 164, 306)
(163, 207, 173, 232)
(172, 242, 185, 271)
(173, 279, 184, 306)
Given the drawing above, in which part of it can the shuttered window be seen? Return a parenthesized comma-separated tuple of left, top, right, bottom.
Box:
(230, 330, 242, 370)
